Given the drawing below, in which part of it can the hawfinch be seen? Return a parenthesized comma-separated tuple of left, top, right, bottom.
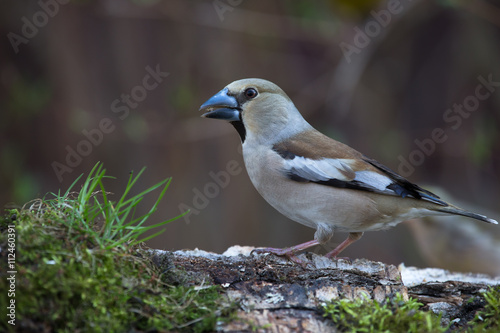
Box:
(199, 78, 498, 261)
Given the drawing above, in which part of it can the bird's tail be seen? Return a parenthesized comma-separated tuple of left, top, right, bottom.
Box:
(435, 205, 498, 224)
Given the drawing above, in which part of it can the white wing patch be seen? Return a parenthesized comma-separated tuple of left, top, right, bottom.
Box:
(283, 157, 354, 182)
(283, 157, 395, 194)
(354, 170, 393, 192)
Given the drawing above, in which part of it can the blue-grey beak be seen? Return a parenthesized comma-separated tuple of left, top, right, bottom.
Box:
(200, 88, 241, 121)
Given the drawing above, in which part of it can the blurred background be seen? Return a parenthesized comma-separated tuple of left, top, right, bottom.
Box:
(1, 0, 499, 275)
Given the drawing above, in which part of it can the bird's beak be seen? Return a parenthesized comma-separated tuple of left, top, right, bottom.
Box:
(200, 88, 241, 121)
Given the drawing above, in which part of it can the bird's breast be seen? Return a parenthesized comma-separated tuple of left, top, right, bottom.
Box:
(241, 144, 388, 232)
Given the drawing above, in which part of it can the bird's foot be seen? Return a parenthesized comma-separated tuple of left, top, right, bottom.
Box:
(324, 250, 352, 262)
(251, 240, 320, 268)
(251, 247, 307, 267)
(251, 247, 295, 257)
(323, 232, 363, 263)
(325, 255, 352, 263)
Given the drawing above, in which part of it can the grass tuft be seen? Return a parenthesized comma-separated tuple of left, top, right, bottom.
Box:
(0, 162, 234, 332)
(28, 162, 187, 249)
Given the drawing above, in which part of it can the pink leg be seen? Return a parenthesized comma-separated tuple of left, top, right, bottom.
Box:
(324, 232, 363, 258)
(251, 239, 320, 264)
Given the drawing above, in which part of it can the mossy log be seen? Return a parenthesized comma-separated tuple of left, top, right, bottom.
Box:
(151, 246, 500, 332)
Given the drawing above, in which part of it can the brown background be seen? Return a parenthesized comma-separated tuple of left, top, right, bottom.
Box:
(1, 0, 499, 273)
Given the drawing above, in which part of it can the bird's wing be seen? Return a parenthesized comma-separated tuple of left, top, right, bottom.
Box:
(273, 132, 446, 206)
(360, 156, 446, 205)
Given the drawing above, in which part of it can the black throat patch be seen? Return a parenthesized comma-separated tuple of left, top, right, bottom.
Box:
(230, 121, 246, 143)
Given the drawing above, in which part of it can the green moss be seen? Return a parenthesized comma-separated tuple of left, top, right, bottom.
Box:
(323, 293, 447, 333)
(0, 164, 235, 332)
(323, 288, 500, 333)
(468, 286, 500, 332)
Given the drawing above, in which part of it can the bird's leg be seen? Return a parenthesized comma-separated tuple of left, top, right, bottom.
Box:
(251, 239, 320, 263)
(324, 232, 363, 259)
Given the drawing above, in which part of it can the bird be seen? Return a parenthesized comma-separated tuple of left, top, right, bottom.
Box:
(199, 78, 498, 262)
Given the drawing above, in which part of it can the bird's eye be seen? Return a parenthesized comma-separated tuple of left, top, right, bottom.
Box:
(244, 88, 258, 99)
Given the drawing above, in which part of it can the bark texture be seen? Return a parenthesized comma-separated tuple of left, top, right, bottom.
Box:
(151, 246, 500, 332)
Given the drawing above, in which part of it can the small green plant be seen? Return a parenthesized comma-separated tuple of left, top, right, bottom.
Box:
(0, 163, 234, 332)
(468, 286, 500, 332)
(323, 293, 447, 333)
(40, 162, 185, 249)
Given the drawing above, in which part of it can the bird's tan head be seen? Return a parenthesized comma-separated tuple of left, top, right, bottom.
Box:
(200, 78, 309, 143)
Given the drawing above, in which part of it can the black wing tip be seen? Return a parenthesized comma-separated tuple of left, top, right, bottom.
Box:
(436, 207, 499, 224)
(363, 157, 446, 204)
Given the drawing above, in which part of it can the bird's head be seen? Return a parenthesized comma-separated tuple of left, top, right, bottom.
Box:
(200, 78, 311, 144)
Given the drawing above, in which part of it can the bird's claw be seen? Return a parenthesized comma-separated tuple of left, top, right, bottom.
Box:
(251, 247, 310, 268)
